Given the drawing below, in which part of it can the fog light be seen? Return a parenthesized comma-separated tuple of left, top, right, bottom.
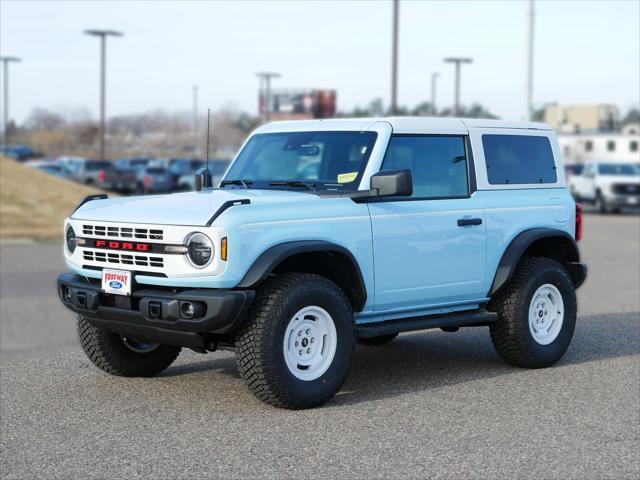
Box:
(62, 286, 72, 302)
(181, 301, 195, 319)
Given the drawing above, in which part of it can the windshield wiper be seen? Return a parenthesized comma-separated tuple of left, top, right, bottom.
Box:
(268, 180, 316, 191)
(220, 179, 253, 189)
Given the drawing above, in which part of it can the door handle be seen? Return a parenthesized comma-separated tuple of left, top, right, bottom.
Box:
(457, 218, 482, 227)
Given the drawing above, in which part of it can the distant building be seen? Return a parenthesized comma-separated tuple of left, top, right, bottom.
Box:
(544, 104, 620, 133)
(558, 131, 640, 164)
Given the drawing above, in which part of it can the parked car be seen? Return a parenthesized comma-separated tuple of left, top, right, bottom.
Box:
(151, 158, 205, 188)
(115, 157, 153, 171)
(564, 164, 584, 179)
(58, 117, 586, 409)
(176, 159, 230, 191)
(568, 161, 640, 212)
(26, 160, 70, 179)
(138, 166, 175, 194)
(66, 158, 138, 193)
(0, 145, 34, 161)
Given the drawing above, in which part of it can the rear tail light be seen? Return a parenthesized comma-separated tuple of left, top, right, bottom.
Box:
(97, 170, 106, 183)
(575, 202, 582, 241)
(143, 175, 152, 188)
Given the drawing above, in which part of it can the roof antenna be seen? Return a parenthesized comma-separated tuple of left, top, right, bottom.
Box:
(205, 108, 211, 188)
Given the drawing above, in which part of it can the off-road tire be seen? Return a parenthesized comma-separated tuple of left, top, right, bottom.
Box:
(235, 273, 355, 409)
(489, 257, 577, 369)
(357, 333, 399, 345)
(77, 315, 181, 377)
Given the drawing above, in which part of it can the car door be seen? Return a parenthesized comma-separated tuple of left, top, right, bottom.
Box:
(368, 135, 486, 317)
(575, 163, 597, 201)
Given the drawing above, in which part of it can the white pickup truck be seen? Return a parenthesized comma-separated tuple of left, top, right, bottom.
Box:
(568, 161, 640, 213)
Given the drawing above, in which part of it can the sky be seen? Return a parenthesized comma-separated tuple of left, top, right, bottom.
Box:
(1, 0, 639, 124)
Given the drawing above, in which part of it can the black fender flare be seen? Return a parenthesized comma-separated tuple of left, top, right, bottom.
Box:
(489, 228, 581, 296)
(236, 240, 367, 310)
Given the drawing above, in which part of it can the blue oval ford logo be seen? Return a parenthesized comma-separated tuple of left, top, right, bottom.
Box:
(109, 281, 123, 289)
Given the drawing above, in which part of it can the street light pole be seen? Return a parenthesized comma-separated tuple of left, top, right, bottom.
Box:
(255, 72, 280, 123)
(1, 56, 21, 146)
(390, 0, 399, 115)
(192, 85, 199, 155)
(430, 72, 440, 115)
(444, 57, 473, 116)
(525, 0, 535, 121)
(84, 29, 123, 160)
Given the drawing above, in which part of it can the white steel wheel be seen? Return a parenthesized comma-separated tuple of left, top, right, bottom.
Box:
(528, 283, 564, 345)
(283, 306, 337, 381)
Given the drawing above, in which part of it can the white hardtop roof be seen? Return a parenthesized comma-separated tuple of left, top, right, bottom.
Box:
(255, 116, 553, 135)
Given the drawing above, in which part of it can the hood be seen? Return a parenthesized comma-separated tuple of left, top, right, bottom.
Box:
(71, 188, 323, 225)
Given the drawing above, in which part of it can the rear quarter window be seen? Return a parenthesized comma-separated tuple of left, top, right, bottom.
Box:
(482, 134, 557, 185)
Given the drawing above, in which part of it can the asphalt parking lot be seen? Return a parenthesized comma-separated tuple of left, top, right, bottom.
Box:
(1, 213, 639, 479)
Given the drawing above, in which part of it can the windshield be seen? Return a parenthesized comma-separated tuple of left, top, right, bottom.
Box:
(597, 163, 640, 176)
(223, 131, 377, 190)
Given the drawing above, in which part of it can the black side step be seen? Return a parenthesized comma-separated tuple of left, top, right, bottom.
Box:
(355, 309, 497, 338)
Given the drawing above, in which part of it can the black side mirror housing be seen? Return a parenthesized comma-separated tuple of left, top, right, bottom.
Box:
(350, 169, 413, 202)
(370, 169, 413, 197)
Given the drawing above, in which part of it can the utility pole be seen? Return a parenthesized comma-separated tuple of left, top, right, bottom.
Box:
(84, 29, 123, 160)
(430, 72, 440, 115)
(443, 57, 473, 116)
(255, 72, 280, 123)
(0, 56, 21, 146)
(390, 0, 399, 115)
(192, 85, 199, 155)
(525, 0, 535, 121)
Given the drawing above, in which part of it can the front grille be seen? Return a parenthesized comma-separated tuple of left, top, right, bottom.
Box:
(612, 183, 640, 195)
(83, 250, 164, 268)
(82, 224, 163, 240)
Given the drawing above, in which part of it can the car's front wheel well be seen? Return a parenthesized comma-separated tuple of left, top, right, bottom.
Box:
(271, 251, 365, 312)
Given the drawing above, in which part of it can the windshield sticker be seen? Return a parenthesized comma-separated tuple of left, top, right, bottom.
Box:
(337, 172, 358, 183)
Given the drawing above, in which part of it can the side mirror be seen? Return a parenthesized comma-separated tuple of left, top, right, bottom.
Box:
(350, 169, 413, 202)
(370, 169, 413, 197)
(194, 167, 212, 191)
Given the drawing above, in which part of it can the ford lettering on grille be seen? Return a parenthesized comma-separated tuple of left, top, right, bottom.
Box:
(95, 240, 150, 251)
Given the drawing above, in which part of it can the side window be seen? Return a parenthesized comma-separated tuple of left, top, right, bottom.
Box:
(482, 134, 557, 185)
(381, 136, 469, 198)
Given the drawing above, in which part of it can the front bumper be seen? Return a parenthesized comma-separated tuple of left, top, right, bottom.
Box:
(604, 194, 640, 208)
(57, 273, 254, 349)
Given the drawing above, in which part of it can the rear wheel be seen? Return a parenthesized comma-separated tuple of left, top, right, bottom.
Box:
(357, 333, 398, 345)
(235, 273, 355, 409)
(77, 315, 181, 377)
(489, 257, 577, 368)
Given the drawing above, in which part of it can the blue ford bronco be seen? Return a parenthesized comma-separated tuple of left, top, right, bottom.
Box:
(58, 117, 587, 409)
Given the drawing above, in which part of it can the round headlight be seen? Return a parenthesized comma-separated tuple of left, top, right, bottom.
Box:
(65, 225, 76, 254)
(186, 232, 214, 268)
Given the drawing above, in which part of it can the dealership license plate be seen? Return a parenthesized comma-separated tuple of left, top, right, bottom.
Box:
(102, 268, 132, 296)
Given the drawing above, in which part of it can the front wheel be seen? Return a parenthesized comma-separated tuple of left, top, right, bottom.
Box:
(489, 257, 577, 369)
(77, 315, 181, 377)
(235, 273, 355, 409)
